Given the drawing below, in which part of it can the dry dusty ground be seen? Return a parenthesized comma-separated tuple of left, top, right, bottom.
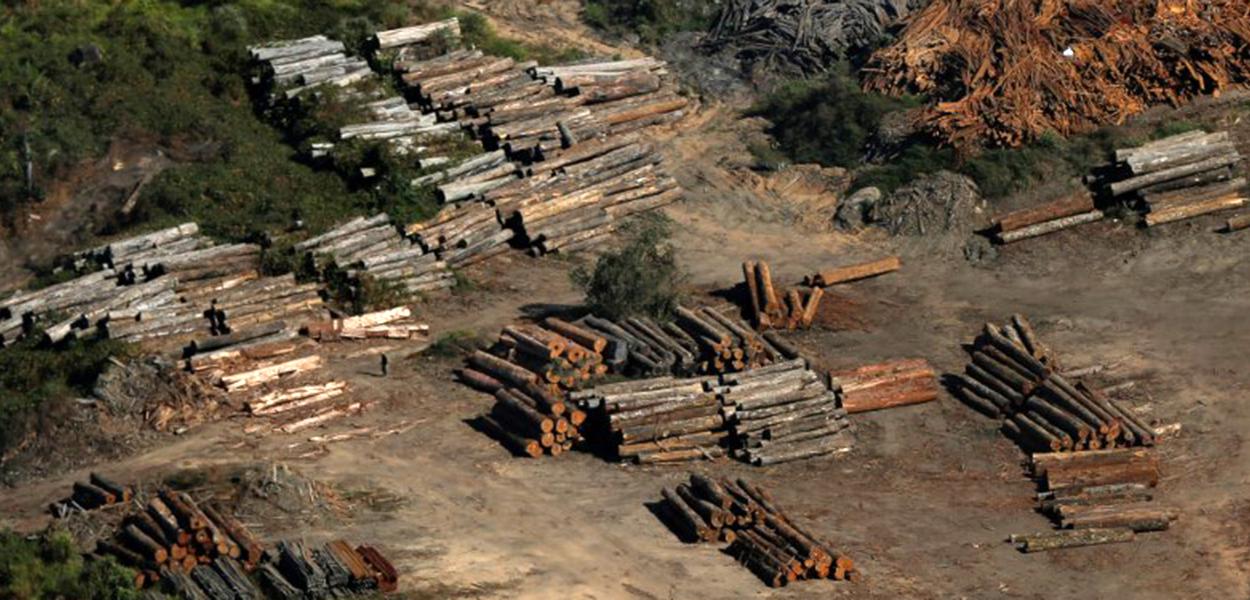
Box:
(3, 9, 1250, 600)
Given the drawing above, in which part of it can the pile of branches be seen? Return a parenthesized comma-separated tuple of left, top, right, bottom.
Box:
(704, 0, 927, 73)
(863, 0, 1250, 150)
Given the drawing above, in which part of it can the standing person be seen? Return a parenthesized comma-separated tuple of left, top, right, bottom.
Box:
(380, 353, 389, 377)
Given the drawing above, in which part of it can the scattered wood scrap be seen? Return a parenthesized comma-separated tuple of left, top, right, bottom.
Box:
(658, 474, 860, 586)
(947, 315, 1157, 452)
(864, 1, 1250, 150)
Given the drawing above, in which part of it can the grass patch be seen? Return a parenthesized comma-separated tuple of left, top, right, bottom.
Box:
(0, 528, 138, 599)
(452, 11, 586, 64)
(583, 0, 720, 45)
(571, 212, 685, 320)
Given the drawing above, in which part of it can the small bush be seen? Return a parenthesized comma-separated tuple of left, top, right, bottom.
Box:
(748, 65, 921, 169)
(0, 528, 138, 599)
(571, 213, 685, 320)
(583, 0, 719, 45)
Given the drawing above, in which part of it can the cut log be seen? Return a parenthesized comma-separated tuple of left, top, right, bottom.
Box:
(1225, 213, 1250, 233)
(998, 210, 1104, 243)
(1110, 152, 1242, 196)
(1013, 527, 1136, 552)
(995, 193, 1096, 232)
(1144, 192, 1247, 227)
(807, 256, 901, 287)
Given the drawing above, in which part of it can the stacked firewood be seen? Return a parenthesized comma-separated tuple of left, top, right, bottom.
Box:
(741, 260, 823, 331)
(1011, 448, 1177, 552)
(573, 359, 852, 465)
(832, 358, 938, 414)
(298, 214, 455, 294)
(948, 315, 1157, 452)
(48, 473, 133, 518)
(1103, 131, 1247, 228)
(93, 489, 266, 590)
(256, 539, 398, 598)
(658, 474, 859, 587)
(249, 35, 373, 100)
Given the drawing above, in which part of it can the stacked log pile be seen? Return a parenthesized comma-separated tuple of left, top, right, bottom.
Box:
(48, 473, 133, 518)
(297, 213, 455, 294)
(1100, 131, 1247, 228)
(658, 474, 859, 586)
(947, 315, 1158, 452)
(257, 539, 398, 597)
(741, 260, 823, 331)
(831, 358, 938, 414)
(863, 1, 1250, 150)
(705, 0, 926, 73)
(1011, 448, 1177, 552)
(93, 489, 267, 590)
(249, 35, 373, 100)
(573, 358, 852, 465)
(304, 306, 429, 341)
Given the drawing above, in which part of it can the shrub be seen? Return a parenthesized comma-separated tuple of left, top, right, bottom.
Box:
(583, 0, 719, 45)
(0, 528, 138, 599)
(571, 213, 685, 320)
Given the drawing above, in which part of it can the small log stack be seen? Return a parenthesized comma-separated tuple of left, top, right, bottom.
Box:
(1011, 448, 1177, 552)
(579, 374, 728, 464)
(297, 213, 455, 295)
(658, 474, 859, 587)
(260, 539, 398, 597)
(1101, 131, 1247, 228)
(832, 358, 939, 414)
(948, 314, 1158, 453)
(723, 360, 853, 466)
(741, 260, 823, 331)
(48, 473, 134, 517)
(991, 191, 1103, 244)
(249, 35, 373, 100)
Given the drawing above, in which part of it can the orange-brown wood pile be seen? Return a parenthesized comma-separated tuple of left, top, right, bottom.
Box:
(864, 0, 1250, 151)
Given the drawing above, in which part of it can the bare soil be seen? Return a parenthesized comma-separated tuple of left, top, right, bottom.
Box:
(3, 9, 1250, 600)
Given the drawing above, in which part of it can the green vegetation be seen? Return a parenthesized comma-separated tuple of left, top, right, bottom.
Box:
(0, 335, 135, 453)
(428, 330, 485, 358)
(583, 0, 720, 45)
(571, 213, 685, 320)
(453, 11, 586, 64)
(0, 528, 138, 600)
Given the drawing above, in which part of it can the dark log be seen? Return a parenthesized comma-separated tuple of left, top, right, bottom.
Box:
(120, 524, 169, 564)
(160, 490, 206, 531)
(761, 331, 800, 359)
(257, 563, 302, 600)
(634, 445, 724, 464)
(480, 414, 543, 458)
(73, 481, 114, 508)
(200, 504, 264, 566)
(1013, 528, 1135, 552)
(493, 389, 555, 435)
(676, 483, 725, 528)
(620, 414, 724, 443)
(97, 539, 158, 572)
(617, 431, 725, 458)
(190, 565, 234, 599)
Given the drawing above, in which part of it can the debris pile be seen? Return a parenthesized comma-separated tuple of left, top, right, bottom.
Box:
(574, 358, 853, 465)
(864, 1, 1250, 150)
(948, 315, 1157, 452)
(297, 214, 456, 295)
(831, 358, 938, 414)
(1012, 448, 1176, 552)
(704, 0, 926, 74)
(1102, 131, 1247, 228)
(657, 474, 859, 587)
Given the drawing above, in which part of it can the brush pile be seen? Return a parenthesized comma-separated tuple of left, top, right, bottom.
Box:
(574, 358, 853, 465)
(704, 0, 927, 73)
(1011, 448, 1177, 552)
(864, 1, 1250, 150)
(1100, 131, 1247, 228)
(657, 474, 859, 587)
(947, 315, 1157, 452)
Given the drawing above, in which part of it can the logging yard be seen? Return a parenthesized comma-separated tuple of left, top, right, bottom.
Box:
(1, 1, 1249, 599)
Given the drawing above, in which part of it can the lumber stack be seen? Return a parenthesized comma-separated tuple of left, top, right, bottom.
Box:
(297, 213, 455, 295)
(864, 1, 1250, 150)
(947, 314, 1157, 452)
(73, 222, 211, 272)
(991, 191, 1102, 244)
(580, 374, 728, 464)
(249, 35, 373, 100)
(93, 488, 267, 590)
(1011, 448, 1177, 552)
(48, 472, 133, 518)
(658, 474, 859, 587)
(304, 306, 429, 341)
(741, 260, 823, 331)
(1100, 131, 1247, 227)
(831, 358, 938, 414)
(705, 0, 925, 74)
(723, 360, 852, 465)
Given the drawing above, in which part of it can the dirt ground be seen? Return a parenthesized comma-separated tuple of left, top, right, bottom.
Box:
(3, 6, 1250, 600)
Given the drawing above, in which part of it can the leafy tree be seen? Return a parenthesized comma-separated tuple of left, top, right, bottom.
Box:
(572, 214, 685, 320)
